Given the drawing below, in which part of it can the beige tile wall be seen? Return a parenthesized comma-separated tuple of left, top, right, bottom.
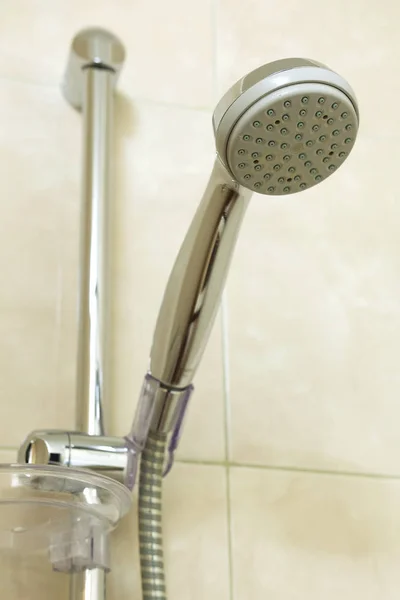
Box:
(1, 1, 400, 598)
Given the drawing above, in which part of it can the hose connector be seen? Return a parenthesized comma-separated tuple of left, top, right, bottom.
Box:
(126, 373, 193, 479)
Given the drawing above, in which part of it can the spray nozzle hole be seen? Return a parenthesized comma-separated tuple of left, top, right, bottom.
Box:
(323, 115, 328, 120)
(329, 151, 334, 156)
(254, 160, 259, 164)
(287, 178, 292, 182)
(275, 120, 280, 125)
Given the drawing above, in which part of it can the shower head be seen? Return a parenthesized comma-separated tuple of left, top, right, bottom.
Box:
(213, 58, 358, 195)
(144, 58, 359, 436)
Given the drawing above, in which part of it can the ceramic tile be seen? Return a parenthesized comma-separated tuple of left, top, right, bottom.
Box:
(227, 132, 400, 474)
(109, 463, 230, 600)
(230, 466, 400, 599)
(216, 0, 400, 136)
(58, 97, 226, 460)
(1, 553, 69, 600)
(0, 0, 214, 109)
(0, 449, 17, 463)
(0, 308, 75, 447)
(0, 78, 78, 446)
(0, 78, 79, 310)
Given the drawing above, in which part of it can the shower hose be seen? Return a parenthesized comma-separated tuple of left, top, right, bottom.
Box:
(138, 431, 168, 600)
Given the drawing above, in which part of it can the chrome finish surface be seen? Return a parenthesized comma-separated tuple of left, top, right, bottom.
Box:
(62, 29, 125, 600)
(63, 27, 125, 110)
(69, 434, 129, 479)
(19, 430, 70, 465)
(19, 431, 131, 485)
(70, 569, 107, 600)
(149, 158, 252, 390)
(150, 385, 193, 434)
(76, 66, 113, 437)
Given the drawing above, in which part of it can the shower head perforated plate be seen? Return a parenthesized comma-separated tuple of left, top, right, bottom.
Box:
(227, 82, 357, 195)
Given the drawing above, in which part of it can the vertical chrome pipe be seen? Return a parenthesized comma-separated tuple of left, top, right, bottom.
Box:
(62, 27, 126, 600)
(70, 570, 106, 600)
(63, 27, 125, 436)
(76, 65, 112, 436)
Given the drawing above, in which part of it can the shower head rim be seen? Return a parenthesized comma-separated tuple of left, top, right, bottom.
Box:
(213, 58, 321, 132)
(213, 59, 359, 173)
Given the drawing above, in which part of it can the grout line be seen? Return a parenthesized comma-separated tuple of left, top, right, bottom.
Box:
(175, 457, 400, 481)
(176, 458, 225, 467)
(220, 291, 234, 600)
(221, 292, 231, 461)
(225, 465, 235, 600)
(0, 73, 213, 114)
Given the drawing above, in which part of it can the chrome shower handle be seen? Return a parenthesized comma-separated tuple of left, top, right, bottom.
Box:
(147, 57, 359, 409)
(149, 157, 252, 390)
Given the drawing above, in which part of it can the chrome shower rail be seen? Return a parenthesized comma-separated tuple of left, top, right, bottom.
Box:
(18, 27, 157, 600)
(63, 27, 125, 600)
(17, 30, 174, 600)
(63, 28, 125, 437)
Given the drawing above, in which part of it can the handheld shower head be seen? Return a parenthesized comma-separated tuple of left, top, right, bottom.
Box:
(133, 59, 359, 600)
(142, 58, 359, 435)
(213, 58, 358, 195)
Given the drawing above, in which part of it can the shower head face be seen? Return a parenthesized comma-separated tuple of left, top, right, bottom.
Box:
(213, 58, 359, 195)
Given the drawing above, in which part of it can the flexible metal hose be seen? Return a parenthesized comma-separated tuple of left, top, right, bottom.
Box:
(138, 432, 168, 600)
